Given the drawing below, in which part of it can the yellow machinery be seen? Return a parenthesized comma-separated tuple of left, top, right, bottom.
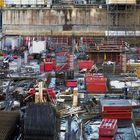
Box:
(136, 69, 140, 78)
(0, 0, 4, 7)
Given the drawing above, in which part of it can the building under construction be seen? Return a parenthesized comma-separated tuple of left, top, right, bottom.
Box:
(0, 0, 140, 140)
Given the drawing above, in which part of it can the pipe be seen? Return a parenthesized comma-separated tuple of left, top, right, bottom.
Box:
(132, 123, 138, 140)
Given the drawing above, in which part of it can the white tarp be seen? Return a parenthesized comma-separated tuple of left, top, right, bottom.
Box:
(110, 80, 140, 89)
(29, 40, 46, 54)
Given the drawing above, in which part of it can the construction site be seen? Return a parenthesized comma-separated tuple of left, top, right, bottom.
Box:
(0, 0, 140, 139)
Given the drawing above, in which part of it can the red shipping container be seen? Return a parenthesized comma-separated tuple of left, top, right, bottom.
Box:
(86, 83, 107, 93)
(100, 99, 132, 119)
(103, 106, 132, 111)
(85, 74, 107, 93)
(45, 62, 53, 71)
(102, 112, 132, 119)
(78, 60, 94, 70)
(47, 88, 56, 98)
(66, 80, 77, 87)
(99, 119, 117, 137)
(101, 100, 132, 112)
(99, 137, 115, 140)
(85, 75, 107, 83)
(45, 58, 56, 69)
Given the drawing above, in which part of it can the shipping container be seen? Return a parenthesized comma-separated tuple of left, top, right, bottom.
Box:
(66, 80, 77, 87)
(45, 62, 53, 72)
(102, 111, 132, 119)
(85, 74, 107, 93)
(86, 82, 107, 93)
(100, 99, 132, 119)
(85, 75, 107, 83)
(78, 60, 94, 70)
(99, 119, 117, 137)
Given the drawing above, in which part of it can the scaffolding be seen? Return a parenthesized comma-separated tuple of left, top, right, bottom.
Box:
(106, 0, 136, 43)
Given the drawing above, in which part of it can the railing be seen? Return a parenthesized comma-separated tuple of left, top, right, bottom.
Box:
(86, 41, 125, 52)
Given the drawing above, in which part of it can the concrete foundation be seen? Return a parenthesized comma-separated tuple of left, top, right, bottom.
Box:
(2, 6, 140, 36)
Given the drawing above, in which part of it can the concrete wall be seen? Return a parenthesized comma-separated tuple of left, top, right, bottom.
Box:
(2, 7, 140, 35)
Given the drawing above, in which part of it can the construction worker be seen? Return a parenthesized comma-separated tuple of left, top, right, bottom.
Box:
(123, 83, 129, 99)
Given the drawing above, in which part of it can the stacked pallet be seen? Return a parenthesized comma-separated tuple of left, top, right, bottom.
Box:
(100, 99, 132, 120)
(24, 103, 59, 140)
(0, 111, 20, 140)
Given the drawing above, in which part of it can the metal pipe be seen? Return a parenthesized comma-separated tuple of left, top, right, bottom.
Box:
(132, 123, 138, 140)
